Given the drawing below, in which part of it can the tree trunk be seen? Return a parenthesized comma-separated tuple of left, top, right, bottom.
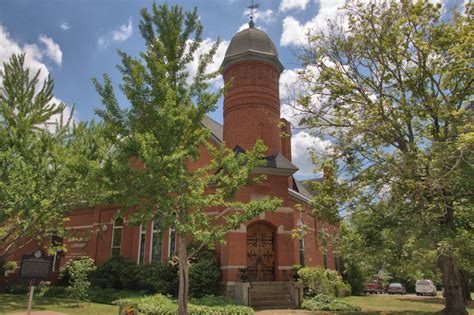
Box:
(177, 234, 189, 315)
(460, 270, 472, 301)
(437, 253, 468, 315)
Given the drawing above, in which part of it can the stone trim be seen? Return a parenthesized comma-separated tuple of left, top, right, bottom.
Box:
(65, 225, 94, 230)
(278, 266, 293, 270)
(275, 207, 293, 213)
(277, 225, 291, 234)
(220, 265, 246, 270)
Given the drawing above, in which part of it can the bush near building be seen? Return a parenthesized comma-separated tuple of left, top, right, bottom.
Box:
(298, 266, 351, 297)
(298, 266, 361, 312)
(61, 257, 96, 302)
(115, 294, 253, 315)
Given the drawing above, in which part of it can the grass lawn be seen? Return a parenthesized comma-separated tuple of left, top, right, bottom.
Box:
(0, 294, 118, 315)
(1, 293, 473, 315)
(344, 294, 474, 314)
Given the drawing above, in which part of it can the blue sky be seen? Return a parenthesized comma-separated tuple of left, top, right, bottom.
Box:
(0, 0, 466, 179)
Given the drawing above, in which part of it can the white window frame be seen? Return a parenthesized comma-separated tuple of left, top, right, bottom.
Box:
(137, 223, 147, 264)
(168, 228, 176, 258)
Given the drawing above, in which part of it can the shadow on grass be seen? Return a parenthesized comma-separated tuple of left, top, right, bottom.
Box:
(0, 294, 88, 313)
(397, 297, 474, 309)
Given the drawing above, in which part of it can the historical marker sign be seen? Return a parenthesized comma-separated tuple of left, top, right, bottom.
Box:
(20, 249, 53, 280)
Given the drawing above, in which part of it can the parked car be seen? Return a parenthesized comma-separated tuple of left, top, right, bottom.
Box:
(415, 279, 437, 296)
(364, 280, 384, 294)
(387, 282, 407, 295)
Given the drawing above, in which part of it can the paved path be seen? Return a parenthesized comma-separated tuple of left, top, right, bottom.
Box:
(8, 312, 66, 315)
(255, 310, 320, 315)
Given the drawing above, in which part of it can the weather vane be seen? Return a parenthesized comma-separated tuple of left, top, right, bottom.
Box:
(247, 0, 259, 28)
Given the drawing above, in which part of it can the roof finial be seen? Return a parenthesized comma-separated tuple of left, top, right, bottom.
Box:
(248, 0, 259, 28)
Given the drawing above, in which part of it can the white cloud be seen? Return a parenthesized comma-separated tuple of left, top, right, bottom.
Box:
(292, 131, 332, 177)
(39, 34, 62, 66)
(0, 25, 75, 128)
(257, 9, 276, 24)
(279, 0, 310, 12)
(281, 0, 349, 46)
(185, 38, 230, 89)
(238, 23, 249, 32)
(60, 22, 71, 31)
(280, 68, 307, 126)
(279, 66, 322, 127)
(280, 16, 309, 46)
(98, 17, 133, 49)
(243, 9, 275, 24)
(280, 68, 303, 100)
(112, 17, 133, 42)
(237, 22, 265, 32)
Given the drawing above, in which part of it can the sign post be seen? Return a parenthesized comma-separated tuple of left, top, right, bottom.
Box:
(27, 281, 35, 315)
(20, 249, 53, 315)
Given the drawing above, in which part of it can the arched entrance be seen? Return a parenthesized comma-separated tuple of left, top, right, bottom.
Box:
(246, 221, 275, 281)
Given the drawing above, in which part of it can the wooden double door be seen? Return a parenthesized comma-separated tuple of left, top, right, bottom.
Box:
(246, 222, 275, 281)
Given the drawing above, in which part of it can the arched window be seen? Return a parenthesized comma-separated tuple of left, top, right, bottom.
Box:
(111, 217, 123, 257)
(138, 223, 146, 264)
(150, 220, 162, 262)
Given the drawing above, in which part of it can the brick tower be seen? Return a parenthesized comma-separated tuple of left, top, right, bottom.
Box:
(222, 26, 284, 155)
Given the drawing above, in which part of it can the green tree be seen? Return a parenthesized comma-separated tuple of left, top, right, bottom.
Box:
(0, 54, 106, 259)
(295, 1, 473, 313)
(62, 257, 96, 304)
(94, 4, 281, 314)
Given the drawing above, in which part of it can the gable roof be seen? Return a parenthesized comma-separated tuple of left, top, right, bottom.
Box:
(201, 116, 223, 144)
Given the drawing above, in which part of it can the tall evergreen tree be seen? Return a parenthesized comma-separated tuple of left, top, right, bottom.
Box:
(94, 4, 280, 314)
(295, 1, 473, 313)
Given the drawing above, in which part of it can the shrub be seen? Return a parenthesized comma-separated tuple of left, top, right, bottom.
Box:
(137, 262, 178, 295)
(4, 260, 17, 271)
(115, 294, 253, 315)
(40, 286, 68, 298)
(92, 256, 141, 290)
(298, 267, 333, 296)
(343, 262, 366, 295)
(301, 294, 361, 312)
(291, 264, 302, 281)
(4, 284, 29, 295)
(62, 257, 96, 301)
(298, 266, 352, 297)
(189, 259, 221, 298)
(334, 280, 352, 297)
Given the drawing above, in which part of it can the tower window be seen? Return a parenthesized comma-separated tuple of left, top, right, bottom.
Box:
(111, 217, 123, 257)
(150, 220, 162, 262)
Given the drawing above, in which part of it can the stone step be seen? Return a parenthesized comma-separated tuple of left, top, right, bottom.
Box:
(250, 285, 288, 292)
(251, 287, 289, 294)
(252, 281, 288, 287)
(251, 299, 294, 307)
(251, 294, 291, 302)
(253, 305, 296, 310)
(250, 289, 289, 296)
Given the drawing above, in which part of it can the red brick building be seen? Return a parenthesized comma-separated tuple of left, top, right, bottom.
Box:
(4, 25, 338, 305)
